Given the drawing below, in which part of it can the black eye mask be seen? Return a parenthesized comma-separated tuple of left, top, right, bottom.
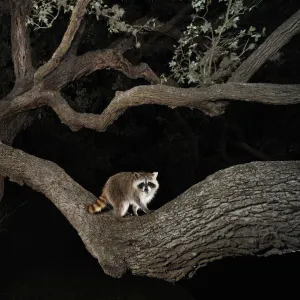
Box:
(137, 181, 156, 190)
(138, 182, 145, 189)
(148, 182, 156, 188)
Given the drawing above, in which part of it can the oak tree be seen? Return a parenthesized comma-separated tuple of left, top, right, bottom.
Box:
(0, 0, 300, 282)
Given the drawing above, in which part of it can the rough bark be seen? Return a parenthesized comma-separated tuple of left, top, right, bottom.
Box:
(1, 142, 300, 282)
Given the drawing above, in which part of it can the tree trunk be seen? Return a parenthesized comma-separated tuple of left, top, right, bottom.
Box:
(1, 142, 300, 282)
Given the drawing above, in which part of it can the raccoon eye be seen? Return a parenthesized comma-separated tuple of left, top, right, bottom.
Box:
(138, 183, 145, 189)
(148, 182, 156, 188)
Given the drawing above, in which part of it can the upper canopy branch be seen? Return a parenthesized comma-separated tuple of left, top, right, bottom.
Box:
(34, 0, 91, 82)
(230, 8, 300, 82)
(0, 141, 300, 282)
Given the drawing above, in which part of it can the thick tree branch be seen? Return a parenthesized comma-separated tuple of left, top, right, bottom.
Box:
(0, 142, 300, 282)
(230, 8, 300, 82)
(34, 0, 91, 82)
(46, 83, 300, 132)
(10, 0, 34, 81)
(44, 49, 160, 89)
(2, 83, 300, 133)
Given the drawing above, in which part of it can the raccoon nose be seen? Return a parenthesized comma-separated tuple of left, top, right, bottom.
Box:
(144, 187, 149, 193)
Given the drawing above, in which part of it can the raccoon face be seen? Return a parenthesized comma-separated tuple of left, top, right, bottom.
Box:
(137, 181, 158, 194)
(134, 172, 159, 195)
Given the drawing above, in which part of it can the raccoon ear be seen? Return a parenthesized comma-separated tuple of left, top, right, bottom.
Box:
(152, 172, 158, 179)
(134, 172, 140, 179)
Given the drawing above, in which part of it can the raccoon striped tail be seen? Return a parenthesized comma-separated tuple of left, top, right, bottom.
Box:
(88, 194, 108, 214)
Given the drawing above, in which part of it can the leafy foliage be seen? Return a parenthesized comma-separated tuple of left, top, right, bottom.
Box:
(26, 0, 156, 47)
(169, 0, 266, 86)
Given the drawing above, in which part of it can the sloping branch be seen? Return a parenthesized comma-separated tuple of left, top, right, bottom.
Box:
(230, 8, 300, 83)
(0, 141, 300, 282)
(34, 0, 91, 82)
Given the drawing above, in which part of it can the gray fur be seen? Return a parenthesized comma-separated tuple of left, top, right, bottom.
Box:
(103, 171, 159, 218)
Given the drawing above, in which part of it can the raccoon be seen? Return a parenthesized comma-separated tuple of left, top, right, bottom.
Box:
(88, 172, 159, 218)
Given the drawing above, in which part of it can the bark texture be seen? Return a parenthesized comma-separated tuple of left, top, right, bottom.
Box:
(1, 142, 300, 282)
